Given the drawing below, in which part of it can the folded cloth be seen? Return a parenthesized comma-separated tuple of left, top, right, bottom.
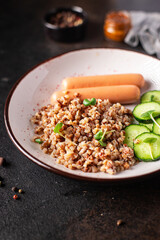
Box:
(124, 11, 160, 58)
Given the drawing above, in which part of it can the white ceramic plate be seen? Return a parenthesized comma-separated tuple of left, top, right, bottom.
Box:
(4, 48, 160, 181)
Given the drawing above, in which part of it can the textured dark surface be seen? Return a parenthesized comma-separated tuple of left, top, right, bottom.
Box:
(1, 1, 160, 239)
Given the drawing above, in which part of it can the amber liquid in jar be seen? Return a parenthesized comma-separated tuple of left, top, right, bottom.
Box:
(104, 11, 131, 42)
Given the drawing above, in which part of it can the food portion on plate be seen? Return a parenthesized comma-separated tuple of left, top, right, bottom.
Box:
(61, 73, 144, 89)
(30, 72, 160, 174)
(51, 85, 140, 105)
(127, 94, 160, 162)
(31, 96, 135, 175)
(124, 90, 160, 162)
(51, 73, 144, 104)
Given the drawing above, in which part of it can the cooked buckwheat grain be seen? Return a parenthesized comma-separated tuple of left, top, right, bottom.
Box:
(31, 96, 136, 174)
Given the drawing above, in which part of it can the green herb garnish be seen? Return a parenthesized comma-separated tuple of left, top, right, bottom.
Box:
(143, 137, 157, 144)
(99, 140, 107, 147)
(143, 137, 157, 160)
(94, 130, 114, 146)
(54, 122, 65, 138)
(141, 110, 155, 118)
(94, 130, 103, 140)
(83, 98, 96, 106)
(150, 95, 155, 102)
(35, 138, 43, 144)
(141, 110, 160, 130)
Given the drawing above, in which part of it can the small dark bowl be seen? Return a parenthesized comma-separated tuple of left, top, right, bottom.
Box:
(44, 6, 88, 42)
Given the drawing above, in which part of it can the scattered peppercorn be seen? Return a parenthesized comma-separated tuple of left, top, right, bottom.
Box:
(18, 189, 23, 194)
(0, 180, 4, 187)
(0, 157, 4, 166)
(12, 186, 18, 192)
(117, 219, 124, 226)
(13, 194, 19, 200)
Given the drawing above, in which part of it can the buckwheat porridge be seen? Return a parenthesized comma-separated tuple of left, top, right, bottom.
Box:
(31, 94, 136, 175)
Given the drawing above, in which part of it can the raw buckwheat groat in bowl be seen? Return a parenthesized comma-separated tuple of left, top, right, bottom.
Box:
(31, 94, 136, 175)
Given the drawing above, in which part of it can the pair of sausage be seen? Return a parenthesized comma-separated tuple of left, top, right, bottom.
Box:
(51, 73, 144, 104)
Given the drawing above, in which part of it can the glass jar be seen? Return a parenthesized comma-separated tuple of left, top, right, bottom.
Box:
(104, 11, 131, 42)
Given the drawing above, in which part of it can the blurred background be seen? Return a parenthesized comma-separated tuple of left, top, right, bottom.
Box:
(1, 0, 158, 87)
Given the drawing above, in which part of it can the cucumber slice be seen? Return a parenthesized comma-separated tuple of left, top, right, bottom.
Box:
(134, 132, 160, 161)
(140, 123, 153, 131)
(124, 124, 150, 149)
(153, 118, 160, 135)
(133, 102, 160, 123)
(141, 90, 160, 103)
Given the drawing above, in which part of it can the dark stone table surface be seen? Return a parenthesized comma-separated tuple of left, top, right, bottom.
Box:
(1, 0, 160, 239)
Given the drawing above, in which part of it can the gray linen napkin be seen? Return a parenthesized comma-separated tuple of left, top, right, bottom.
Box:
(124, 11, 160, 58)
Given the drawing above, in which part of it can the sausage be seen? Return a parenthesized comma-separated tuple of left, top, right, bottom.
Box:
(51, 85, 140, 104)
(61, 73, 144, 90)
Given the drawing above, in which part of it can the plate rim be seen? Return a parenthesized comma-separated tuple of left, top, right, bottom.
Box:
(4, 47, 160, 182)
